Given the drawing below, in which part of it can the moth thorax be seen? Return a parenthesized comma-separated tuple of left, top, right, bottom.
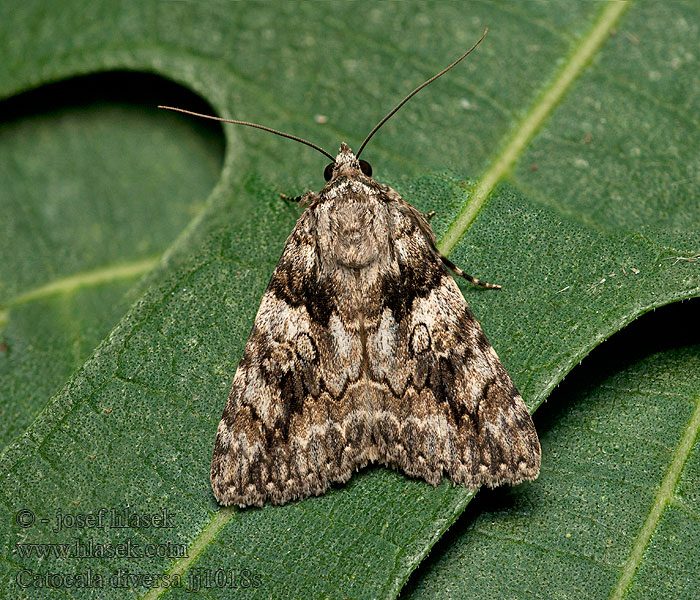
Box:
(326, 200, 388, 270)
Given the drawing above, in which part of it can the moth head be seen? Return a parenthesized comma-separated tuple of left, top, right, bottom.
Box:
(324, 142, 373, 182)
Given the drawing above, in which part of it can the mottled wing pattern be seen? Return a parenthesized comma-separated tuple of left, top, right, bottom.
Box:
(366, 196, 540, 488)
(211, 174, 539, 507)
(211, 206, 369, 507)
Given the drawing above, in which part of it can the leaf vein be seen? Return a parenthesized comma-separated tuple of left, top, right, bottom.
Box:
(609, 392, 700, 599)
(438, 0, 630, 254)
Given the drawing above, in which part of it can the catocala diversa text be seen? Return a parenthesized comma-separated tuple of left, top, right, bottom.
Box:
(161, 30, 540, 507)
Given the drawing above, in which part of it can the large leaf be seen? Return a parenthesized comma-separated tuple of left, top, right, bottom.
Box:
(1, 2, 698, 599)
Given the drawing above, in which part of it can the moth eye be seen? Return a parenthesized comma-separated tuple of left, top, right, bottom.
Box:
(359, 160, 372, 177)
(323, 162, 335, 181)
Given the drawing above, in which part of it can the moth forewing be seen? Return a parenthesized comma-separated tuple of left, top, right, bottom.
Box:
(210, 145, 539, 507)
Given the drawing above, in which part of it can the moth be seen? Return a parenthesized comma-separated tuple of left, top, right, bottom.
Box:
(161, 30, 540, 507)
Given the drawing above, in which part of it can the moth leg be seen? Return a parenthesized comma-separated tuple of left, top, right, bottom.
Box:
(440, 255, 502, 289)
(423, 210, 436, 220)
(280, 191, 318, 207)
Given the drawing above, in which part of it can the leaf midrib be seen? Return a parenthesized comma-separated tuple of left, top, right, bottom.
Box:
(439, 0, 629, 255)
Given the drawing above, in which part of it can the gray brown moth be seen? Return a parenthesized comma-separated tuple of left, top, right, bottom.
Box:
(162, 30, 540, 508)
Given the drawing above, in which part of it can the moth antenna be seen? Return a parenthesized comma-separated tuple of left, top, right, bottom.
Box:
(157, 106, 335, 161)
(356, 28, 487, 158)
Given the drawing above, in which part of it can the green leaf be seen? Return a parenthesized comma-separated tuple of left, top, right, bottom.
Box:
(401, 301, 700, 599)
(1, 2, 698, 600)
(0, 74, 224, 448)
